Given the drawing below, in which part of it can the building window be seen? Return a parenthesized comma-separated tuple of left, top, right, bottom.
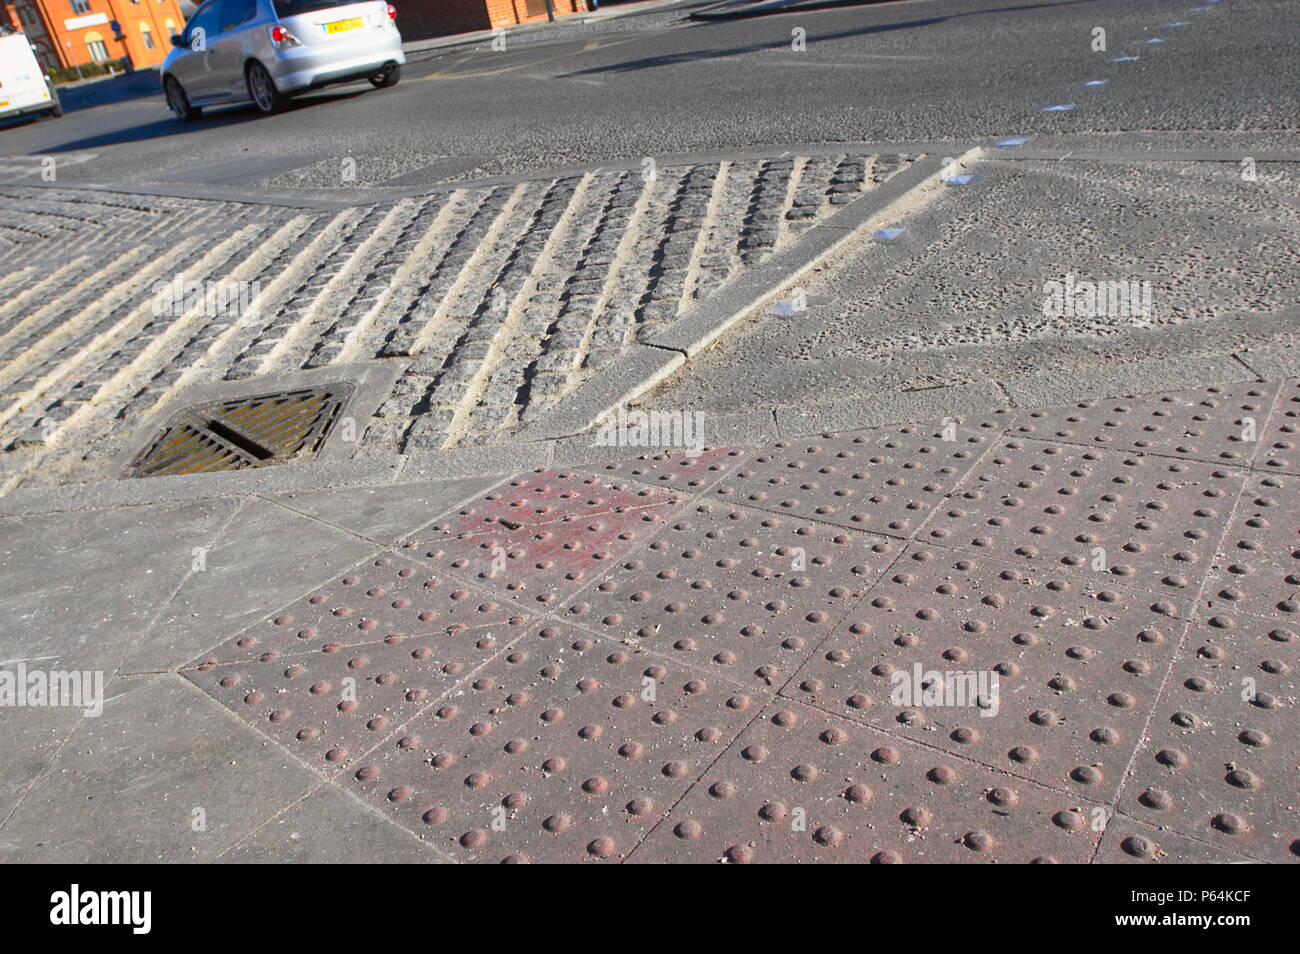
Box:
(86, 37, 110, 61)
(70, 0, 91, 13)
(140, 22, 154, 48)
(165, 17, 177, 36)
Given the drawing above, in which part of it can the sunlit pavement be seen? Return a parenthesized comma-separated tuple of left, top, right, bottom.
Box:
(0, 0, 1297, 864)
(1, 377, 1295, 863)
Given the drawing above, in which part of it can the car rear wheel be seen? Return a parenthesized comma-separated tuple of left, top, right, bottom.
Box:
(164, 76, 201, 121)
(369, 63, 400, 89)
(246, 61, 289, 115)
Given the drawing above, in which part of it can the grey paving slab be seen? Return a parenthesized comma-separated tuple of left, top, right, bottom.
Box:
(0, 497, 236, 676)
(0, 456, 408, 518)
(118, 497, 379, 675)
(0, 705, 83, 829)
(1001, 356, 1260, 408)
(776, 382, 1009, 437)
(269, 474, 505, 543)
(218, 783, 446, 864)
(1239, 346, 1300, 382)
(0, 675, 317, 863)
(399, 442, 554, 482)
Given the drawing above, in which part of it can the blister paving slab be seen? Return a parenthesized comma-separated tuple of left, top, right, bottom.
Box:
(1204, 554, 1300, 625)
(628, 700, 1098, 864)
(422, 469, 685, 538)
(414, 500, 684, 609)
(563, 501, 902, 693)
(1259, 378, 1300, 475)
(1213, 471, 1300, 576)
(188, 624, 518, 778)
(189, 550, 530, 665)
(707, 417, 1005, 538)
(784, 545, 1190, 803)
(924, 439, 1245, 594)
(344, 625, 759, 863)
(582, 446, 751, 494)
(1093, 815, 1251, 864)
(1010, 383, 1278, 466)
(1117, 612, 1299, 864)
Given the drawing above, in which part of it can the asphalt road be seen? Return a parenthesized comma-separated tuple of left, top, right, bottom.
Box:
(1, 0, 1296, 191)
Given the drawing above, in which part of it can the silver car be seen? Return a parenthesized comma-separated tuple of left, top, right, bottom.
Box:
(161, 0, 404, 120)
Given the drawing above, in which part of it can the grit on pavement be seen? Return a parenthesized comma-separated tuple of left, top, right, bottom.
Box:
(2, 377, 1298, 864)
(0, 0, 1298, 864)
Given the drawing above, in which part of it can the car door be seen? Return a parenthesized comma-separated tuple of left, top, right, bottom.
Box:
(211, 0, 260, 102)
(172, 0, 225, 102)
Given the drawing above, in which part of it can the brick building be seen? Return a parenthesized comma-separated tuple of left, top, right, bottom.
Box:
(397, 0, 589, 41)
(3, 0, 187, 71)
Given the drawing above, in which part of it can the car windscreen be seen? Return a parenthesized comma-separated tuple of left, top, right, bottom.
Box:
(272, 0, 361, 16)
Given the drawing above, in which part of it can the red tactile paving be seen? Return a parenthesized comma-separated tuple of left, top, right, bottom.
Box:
(1204, 557, 1300, 624)
(1214, 472, 1300, 571)
(1258, 378, 1300, 475)
(784, 545, 1190, 803)
(412, 502, 683, 609)
(563, 501, 901, 692)
(628, 700, 1098, 863)
(708, 418, 1002, 538)
(186, 621, 519, 776)
(1011, 384, 1278, 466)
(584, 446, 751, 494)
(1093, 816, 1248, 863)
(345, 625, 758, 863)
(175, 383, 1300, 863)
(422, 470, 684, 538)
(924, 439, 1245, 593)
(192, 551, 529, 665)
(1117, 613, 1300, 863)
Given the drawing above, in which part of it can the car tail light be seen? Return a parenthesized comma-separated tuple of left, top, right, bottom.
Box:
(387, 4, 397, 19)
(267, 24, 300, 48)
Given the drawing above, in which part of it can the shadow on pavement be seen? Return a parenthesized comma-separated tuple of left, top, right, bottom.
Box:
(55, 69, 165, 113)
(35, 86, 369, 152)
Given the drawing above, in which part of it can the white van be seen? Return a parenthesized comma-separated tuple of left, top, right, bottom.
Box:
(0, 33, 62, 121)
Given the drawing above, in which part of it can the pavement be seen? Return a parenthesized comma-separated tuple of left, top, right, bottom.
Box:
(1, 375, 1297, 863)
(0, 0, 1297, 864)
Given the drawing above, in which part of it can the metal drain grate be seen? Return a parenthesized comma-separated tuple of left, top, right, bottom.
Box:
(128, 385, 353, 477)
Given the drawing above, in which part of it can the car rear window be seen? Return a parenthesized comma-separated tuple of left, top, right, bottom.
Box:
(272, 0, 361, 15)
